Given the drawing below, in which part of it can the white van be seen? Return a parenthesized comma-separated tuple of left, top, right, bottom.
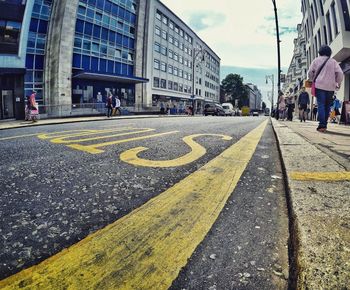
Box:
(221, 103, 234, 116)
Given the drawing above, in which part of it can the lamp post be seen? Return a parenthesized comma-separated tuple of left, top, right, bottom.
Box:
(266, 74, 274, 112)
(192, 48, 204, 115)
(272, 0, 281, 94)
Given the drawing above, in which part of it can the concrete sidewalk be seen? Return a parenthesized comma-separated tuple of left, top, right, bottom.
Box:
(0, 114, 186, 131)
(272, 118, 350, 289)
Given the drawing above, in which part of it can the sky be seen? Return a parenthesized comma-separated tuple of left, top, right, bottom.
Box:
(161, 0, 303, 107)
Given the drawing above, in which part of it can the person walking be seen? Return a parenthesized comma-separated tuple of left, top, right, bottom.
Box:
(106, 92, 113, 118)
(308, 45, 343, 132)
(278, 91, 286, 121)
(298, 87, 310, 122)
(114, 95, 121, 116)
(332, 95, 342, 124)
(286, 94, 295, 121)
(29, 91, 39, 122)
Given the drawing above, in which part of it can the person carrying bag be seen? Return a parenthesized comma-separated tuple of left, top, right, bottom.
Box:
(307, 45, 343, 132)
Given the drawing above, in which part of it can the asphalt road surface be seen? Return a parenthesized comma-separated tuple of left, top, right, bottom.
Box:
(0, 116, 289, 289)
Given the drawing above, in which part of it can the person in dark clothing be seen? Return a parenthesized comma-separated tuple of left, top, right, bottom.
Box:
(298, 87, 310, 122)
(312, 104, 318, 121)
(106, 92, 113, 118)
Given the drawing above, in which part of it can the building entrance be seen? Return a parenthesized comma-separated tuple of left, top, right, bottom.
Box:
(1, 90, 14, 119)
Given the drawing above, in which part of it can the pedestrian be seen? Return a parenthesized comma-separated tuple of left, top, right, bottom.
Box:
(160, 102, 165, 114)
(29, 90, 39, 122)
(278, 91, 286, 120)
(312, 104, 318, 121)
(106, 92, 113, 118)
(24, 95, 31, 121)
(332, 95, 342, 124)
(298, 87, 310, 122)
(286, 94, 295, 121)
(307, 45, 343, 132)
(114, 95, 121, 116)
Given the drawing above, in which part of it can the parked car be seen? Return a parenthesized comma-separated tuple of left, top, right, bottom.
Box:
(221, 103, 234, 116)
(251, 110, 259, 117)
(204, 103, 225, 116)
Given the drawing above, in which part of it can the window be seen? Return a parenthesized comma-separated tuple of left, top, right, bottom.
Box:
(156, 11, 162, 21)
(326, 12, 333, 42)
(169, 21, 174, 30)
(168, 65, 173, 74)
(162, 16, 168, 25)
(174, 53, 178, 61)
(179, 69, 183, 78)
(174, 67, 178, 76)
(174, 38, 179, 47)
(161, 61, 166, 71)
(161, 30, 167, 40)
(179, 29, 184, 37)
(174, 82, 178, 91)
(115, 49, 121, 58)
(0, 20, 22, 54)
(179, 83, 183, 92)
(174, 26, 179, 34)
(161, 45, 167, 55)
(331, 1, 339, 35)
(154, 42, 161, 52)
(155, 26, 161, 36)
(340, 0, 350, 31)
(169, 35, 173, 44)
(168, 80, 173, 90)
(169, 49, 173, 59)
(154, 59, 160, 69)
(161, 79, 166, 88)
(154, 77, 160, 87)
(179, 55, 183, 64)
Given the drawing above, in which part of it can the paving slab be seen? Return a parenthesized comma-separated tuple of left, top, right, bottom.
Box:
(272, 119, 350, 290)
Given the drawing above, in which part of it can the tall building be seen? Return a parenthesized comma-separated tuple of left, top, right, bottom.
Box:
(0, 0, 220, 120)
(285, 0, 350, 103)
(245, 83, 262, 111)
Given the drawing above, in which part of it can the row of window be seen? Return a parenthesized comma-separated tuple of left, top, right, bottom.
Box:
(155, 26, 193, 57)
(156, 9, 193, 44)
(154, 42, 193, 69)
(73, 37, 134, 65)
(77, 3, 136, 35)
(0, 20, 21, 54)
(154, 59, 192, 81)
(205, 81, 219, 91)
(153, 77, 192, 93)
(79, 0, 137, 18)
(73, 53, 133, 76)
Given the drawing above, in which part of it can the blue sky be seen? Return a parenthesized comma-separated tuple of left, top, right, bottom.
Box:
(161, 0, 303, 106)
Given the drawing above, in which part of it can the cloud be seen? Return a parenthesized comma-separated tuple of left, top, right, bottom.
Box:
(188, 12, 226, 31)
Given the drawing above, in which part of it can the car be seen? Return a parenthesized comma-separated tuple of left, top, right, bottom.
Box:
(221, 103, 234, 116)
(204, 103, 225, 116)
(252, 111, 259, 117)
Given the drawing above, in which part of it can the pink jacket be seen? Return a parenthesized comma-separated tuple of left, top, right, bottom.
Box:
(308, 56, 343, 92)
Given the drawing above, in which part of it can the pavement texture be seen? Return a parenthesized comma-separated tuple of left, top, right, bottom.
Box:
(0, 114, 184, 131)
(272, 119, 350, 289)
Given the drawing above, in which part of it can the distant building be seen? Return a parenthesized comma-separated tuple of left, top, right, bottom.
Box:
(245, 83, 262, 111)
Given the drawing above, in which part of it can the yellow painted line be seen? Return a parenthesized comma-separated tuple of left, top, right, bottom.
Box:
(0, 133, 42, 141)
(67, 130, 179, 154)
(0, 120, 267, 290)
(37, 128, 133, 140)
(50, 128, 154, 144)
(290, 171, 350, 181)
(120, 134, 233, 168)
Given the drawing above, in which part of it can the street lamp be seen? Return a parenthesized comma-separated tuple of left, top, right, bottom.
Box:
(266, 74, 274, 112)
(272, 0, 281, 94)
(192, 48, 204, 115)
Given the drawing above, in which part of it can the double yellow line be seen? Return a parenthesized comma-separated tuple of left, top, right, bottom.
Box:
(0, 121, 268, 290)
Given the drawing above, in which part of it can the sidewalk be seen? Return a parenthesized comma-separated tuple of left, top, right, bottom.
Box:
(0, 114, 185, 131)
(271, 118, 350, 289)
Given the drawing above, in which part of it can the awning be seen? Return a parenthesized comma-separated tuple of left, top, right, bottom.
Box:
(72, 72, 149, 84)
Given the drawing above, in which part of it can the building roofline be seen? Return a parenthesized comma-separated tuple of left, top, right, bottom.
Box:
(156, 0, 221, 61)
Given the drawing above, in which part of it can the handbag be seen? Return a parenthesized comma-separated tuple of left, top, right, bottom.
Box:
(311, 57, 330, 96)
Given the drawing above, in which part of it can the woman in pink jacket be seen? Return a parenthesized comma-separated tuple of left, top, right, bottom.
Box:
(308, 45, 343, 132)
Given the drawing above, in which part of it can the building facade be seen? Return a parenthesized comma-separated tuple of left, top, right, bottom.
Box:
(245, 83, 262, 111)
(137, 0, 221, 114)
(0, 0, 220, 120)
(285, 0, 350, 104)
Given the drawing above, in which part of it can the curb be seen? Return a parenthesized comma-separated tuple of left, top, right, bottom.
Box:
(0, 114, 190, 131)
(271, 118, 350, 289)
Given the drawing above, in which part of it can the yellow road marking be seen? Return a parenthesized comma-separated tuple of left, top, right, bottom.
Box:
(120, 134, 232, 167)
(0, 133, 41, 141)
(290, 171, 350, 181)
(0, 120, 267, 290)
(67, 131, 179, 154)
(50, 128, 154, 144)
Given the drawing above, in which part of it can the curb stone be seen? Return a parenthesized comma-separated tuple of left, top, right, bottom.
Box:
(271, 118, 350, 289)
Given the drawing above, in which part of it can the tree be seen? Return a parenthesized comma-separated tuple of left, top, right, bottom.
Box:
(262, 102, 267, 110)
(221, 74, 248, 108)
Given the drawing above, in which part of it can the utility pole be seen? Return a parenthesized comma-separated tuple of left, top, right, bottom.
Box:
(272, 0, 281, 95)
